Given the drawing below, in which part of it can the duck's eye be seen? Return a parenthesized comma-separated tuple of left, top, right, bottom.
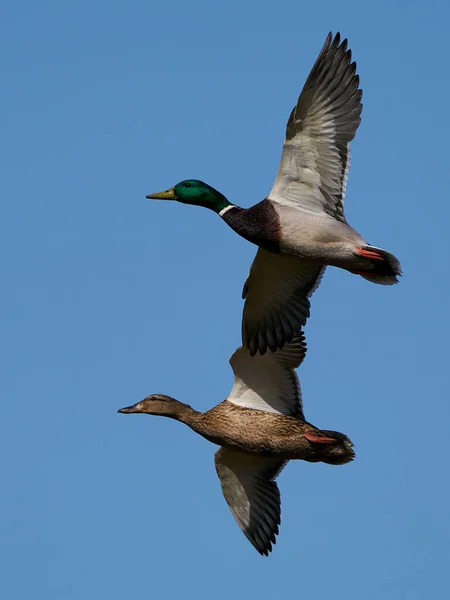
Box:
(184, 182, 191, 188)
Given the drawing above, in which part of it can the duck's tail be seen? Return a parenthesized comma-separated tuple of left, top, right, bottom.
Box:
(305, 430, 355, 465)
(352, 245, 402, 285)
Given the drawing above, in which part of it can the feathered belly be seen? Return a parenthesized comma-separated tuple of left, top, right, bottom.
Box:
(277, 210, 365, 264)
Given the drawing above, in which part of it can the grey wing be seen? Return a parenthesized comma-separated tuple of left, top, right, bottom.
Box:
(242, 248, 325, 355)
(214, 448, 287, 556)
(270, 32, 362, 223)
(228, 333, 306, 418)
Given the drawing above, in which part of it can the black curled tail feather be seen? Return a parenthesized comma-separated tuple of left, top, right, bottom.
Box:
(319, 429, 355, 465)
(360, 245, 402, 285)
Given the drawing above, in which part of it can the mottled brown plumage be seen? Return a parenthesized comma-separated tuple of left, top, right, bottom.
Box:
(119, 396, 353, 464)
(118, 335, 354, 556)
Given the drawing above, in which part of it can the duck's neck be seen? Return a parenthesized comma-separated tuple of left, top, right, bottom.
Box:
(167, 403, 201, 424)
(199, 189, 236, 214)
(218, 204, 239, 218)
(168, 404, 215, 439)
(218, 204, 245, 229)
(175, 405, 219, 440)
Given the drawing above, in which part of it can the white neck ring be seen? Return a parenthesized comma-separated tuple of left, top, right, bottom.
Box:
(218, 205, 236, 217)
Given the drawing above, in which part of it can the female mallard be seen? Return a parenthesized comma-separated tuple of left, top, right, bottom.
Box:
(118, 334, 354, 556)
(147, 33, 402, 355)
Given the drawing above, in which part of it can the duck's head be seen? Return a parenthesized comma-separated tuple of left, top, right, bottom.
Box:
(146, 180, 230, 213)
(118, 394, 192, 420)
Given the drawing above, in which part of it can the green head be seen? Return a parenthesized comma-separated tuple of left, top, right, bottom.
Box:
(146, 179, 231, 214)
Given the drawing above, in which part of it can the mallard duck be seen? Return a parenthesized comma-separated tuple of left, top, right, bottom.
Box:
(147, 32, 402, 356)
(118, 334, 354, 556)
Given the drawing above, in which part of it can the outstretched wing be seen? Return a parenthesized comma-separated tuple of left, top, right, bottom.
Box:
(228, 333, 306, 418)
(214, 448, 287, 556)
(242, 248, 325, 356)
(270, 32, 362, 223)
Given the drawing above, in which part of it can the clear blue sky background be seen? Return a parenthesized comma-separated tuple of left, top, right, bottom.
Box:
(2, 1, 449, 598)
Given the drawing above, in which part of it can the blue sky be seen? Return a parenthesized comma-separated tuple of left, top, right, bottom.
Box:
(2, 0, 449, 598)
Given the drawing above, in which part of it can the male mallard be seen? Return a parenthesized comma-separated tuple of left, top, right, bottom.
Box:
(147, 33, 402, 355)
(118, 334, 354, 556)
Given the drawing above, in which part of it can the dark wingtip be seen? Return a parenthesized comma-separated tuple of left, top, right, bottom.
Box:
(256, 539, 275, 557)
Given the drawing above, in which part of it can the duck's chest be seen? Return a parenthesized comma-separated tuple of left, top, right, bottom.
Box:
(222, 200, 282, 253)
